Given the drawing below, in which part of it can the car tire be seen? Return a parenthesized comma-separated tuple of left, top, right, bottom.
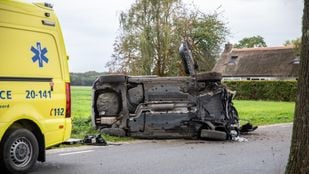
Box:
(0, 128, 39, 174)
(196, 72, 222, 81)
(230, 105, 239, 123)
(97, 74, 126, 83)
(100, 128, 126, 137)
(96, 92, 121, 115)
(200, 129, 227, 140)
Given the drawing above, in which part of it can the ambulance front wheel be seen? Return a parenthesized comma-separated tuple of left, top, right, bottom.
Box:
(0, 128, 39, 174)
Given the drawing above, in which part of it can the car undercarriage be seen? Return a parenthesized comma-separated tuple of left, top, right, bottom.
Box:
(92, 41, 256, 140)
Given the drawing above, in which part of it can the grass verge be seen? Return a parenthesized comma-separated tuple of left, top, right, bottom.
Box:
(234, 100, 295, 125)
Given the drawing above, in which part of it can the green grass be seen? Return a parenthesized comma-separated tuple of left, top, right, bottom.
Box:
(71, 86, 94, 139)
(71, 86, 92, 118)
(71, 86, 295, 139)
(234, 100, 295, 125)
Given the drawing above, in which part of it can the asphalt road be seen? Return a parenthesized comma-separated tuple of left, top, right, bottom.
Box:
(30, 123, 292, 174)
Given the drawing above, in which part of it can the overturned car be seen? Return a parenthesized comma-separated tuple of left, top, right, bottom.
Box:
(92, 42, 256, 140)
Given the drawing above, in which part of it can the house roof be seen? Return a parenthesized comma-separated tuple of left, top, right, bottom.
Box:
(212, 45, 299, 77)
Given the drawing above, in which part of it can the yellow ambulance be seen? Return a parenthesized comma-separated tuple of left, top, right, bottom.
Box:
(0, 1, 72, 173)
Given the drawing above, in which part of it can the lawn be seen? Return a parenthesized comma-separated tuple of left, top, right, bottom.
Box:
(71, 86, 94, 138)
(233, 100, 295, 125)
(71, 86, 295, 138)
(71, 86, 92, 118)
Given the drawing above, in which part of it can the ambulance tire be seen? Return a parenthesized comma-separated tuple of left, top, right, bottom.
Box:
(0, 128, 39, 174)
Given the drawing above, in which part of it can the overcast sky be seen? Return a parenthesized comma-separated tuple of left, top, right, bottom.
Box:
(30, 0, 303, 72)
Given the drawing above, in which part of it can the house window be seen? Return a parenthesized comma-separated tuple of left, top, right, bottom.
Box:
(227, 56, 238, 65)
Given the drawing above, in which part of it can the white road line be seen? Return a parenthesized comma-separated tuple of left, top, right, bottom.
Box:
(59, 150, 94, 156)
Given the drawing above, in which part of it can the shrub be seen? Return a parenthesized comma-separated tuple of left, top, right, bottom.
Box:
(224, 81, 297, 102)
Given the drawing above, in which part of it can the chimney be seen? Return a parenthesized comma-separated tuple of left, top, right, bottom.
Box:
(224, 42, 233, 53)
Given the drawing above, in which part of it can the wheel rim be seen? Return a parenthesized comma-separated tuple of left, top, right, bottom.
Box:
(9, 137, 33, 168)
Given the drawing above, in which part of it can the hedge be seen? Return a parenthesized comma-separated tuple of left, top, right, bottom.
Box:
(223, 81, 297, 102)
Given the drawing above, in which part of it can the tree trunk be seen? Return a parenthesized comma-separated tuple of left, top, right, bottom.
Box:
(285, 0, 309, 173)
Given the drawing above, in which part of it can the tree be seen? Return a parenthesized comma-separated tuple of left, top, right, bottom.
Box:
(178, 9, 229, 72)
(234, 35, 267, 48)
(70, 71, 106, 86)
(285, 0, 309, 173)
(106, 0, 229, 76)
(284, 38, 302, 56)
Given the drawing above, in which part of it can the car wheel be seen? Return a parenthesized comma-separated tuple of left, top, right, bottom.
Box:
(96, 92, 120, 115)
(97, 74, 126, 83)
(230, 105, 239, 123)
(200, 129, 227, 140)
(0, 128, 39, 174)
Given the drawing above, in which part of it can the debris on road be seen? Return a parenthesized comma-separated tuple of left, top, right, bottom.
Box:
(240, 123, 258, 133)
(83, 134, 107, 146)
(232, 136, 248, 142)
(63, 138, 83, 145)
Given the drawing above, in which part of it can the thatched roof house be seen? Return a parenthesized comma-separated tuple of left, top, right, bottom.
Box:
(212, 43, 299, 80)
